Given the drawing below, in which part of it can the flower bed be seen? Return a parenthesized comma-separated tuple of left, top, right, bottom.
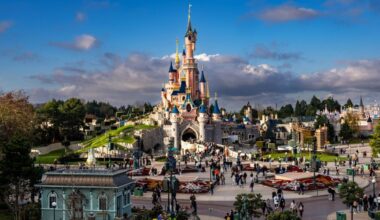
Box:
(262, 174, 341, 191)
(135, 178, 211, 194)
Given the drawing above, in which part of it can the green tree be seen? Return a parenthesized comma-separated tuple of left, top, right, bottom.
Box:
(59, 98, 86, 142)
(0, 136, 37, 220)
(339, 181, 364, 220)
(305, 104, 317, 116)
(314, 115, 335, 143)
(370, 122, 380, 156)
(339, 123, 353, 141)
(278, 104, 294, 118)
(233, 193, 263, 218)
(266, 210, 301, 220)
(310, 95, 321, 110)
(345, 98, 354, 108)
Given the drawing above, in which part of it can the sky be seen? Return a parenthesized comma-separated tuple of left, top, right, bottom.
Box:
(1, 0, 380, 110)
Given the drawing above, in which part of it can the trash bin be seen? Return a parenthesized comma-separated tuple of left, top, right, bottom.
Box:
(336, 183, 342, 192)
(336, 211, 346, 220)
(139, 188, 144, 196)
(133, 188, 139, 196)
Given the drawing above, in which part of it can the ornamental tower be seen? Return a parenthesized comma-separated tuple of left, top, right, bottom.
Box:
(183, 4, 199, 100)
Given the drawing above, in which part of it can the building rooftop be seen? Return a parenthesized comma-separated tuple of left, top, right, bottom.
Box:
(36, 168, 134, 188)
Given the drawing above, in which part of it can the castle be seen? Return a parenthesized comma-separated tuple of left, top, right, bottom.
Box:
(150, 6, 259, 152)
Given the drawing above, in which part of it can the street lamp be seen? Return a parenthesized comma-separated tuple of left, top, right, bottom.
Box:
(51, 201, 57, 220)
(372, 176, 376, 197)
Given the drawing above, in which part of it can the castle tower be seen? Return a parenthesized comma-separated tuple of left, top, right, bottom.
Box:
(170, 106, 180, 149)
(360, 96, 365, 117)
(168, 62, 176, 84)
(212, 94, 222, 144)
(198, 102, 208, 142)
(183, 4, 199, 100)
(199, 69, 206, 102)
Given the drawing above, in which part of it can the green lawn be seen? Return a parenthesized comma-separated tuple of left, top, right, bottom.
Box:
(262, 151, 347, 162)
(78, 124, 157, 153)
(35, 148, 67, 164)
(0, 211, 11, 220)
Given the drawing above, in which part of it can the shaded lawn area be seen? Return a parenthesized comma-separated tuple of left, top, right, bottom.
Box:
(35, 148, 67, 164)
(262, 151, 347, 162)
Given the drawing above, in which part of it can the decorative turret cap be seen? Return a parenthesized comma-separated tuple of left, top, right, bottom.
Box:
(367, 116, 372, 123)
(213, 95, 221, 115)
(199, 102, 207, 113)
(200, 70, 206, 83)
(171, 105, 179, 114)
(168, 61, 175, 72)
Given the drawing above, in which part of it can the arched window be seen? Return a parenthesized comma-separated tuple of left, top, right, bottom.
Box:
(99, 192, 107, 210)
(48, 191, 57, 208)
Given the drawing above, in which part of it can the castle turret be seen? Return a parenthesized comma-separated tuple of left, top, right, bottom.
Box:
(212, 94, 222, 144)
(360, 96, 365, 117)
(170, 105, 180, 149)
(199, 69, 206, 101)
(198, 102, 208, 142)
(168, 62, 176, 84)
(245, 102, 253, 122)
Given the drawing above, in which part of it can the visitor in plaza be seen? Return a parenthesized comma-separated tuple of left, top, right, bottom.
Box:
(290, 200, 297, 214)
(298, 202, 304, 217)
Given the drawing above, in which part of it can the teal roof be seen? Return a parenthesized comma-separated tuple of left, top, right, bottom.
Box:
(199, 103, 207, 113)
(213, 99, 221, 114)
(171, 80, 186, 96)
(182, 92, 195, 109)
(171, 105, 179, 114)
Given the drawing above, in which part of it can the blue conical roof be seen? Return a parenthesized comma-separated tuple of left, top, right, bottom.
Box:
(171, 105, 179, 114)
(199, 103, 207, 113)
(200, 71, 206, 83)
(168, 61, 175, 72)
(213, 99, 221, 114)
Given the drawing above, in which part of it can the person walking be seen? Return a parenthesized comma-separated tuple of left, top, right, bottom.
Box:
(298, 202, 304, 217)
(280, 197, 286, 212)
(290, 200, 297, 214)
(250, 178, 254, 192)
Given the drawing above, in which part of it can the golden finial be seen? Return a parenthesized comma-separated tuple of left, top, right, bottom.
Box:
(175, 38, 180, 65)
(188, 3, 192, 23)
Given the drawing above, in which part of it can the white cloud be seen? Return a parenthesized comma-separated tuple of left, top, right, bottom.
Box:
(76, 12, 86, 22)
(194, 53, 220, 62)
(0, 21, 12, 33)
(51, 34, 98, 51)
(259, 5, 318, 22)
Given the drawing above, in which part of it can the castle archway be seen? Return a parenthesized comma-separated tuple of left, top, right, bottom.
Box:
(182, 128, 197, 142)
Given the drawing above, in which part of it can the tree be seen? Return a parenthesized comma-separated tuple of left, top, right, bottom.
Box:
(339, 181, 364, 220)
(314, 115, 335, 143)
(345, 112, 359, 136)
(0, 92, 35, 148)
(294, 100, 307, 116)
(310, 95, 321, 110)
(266, 210, 301, 220)
(233, 193, 263, 218)
(370, 122, 380, 156)
(59, 98, 86, 142)
(345, 98, 354, 109)
(278, 104, 294, 119)
(0, 136, 37, 220)
(340, 123, 353, 141)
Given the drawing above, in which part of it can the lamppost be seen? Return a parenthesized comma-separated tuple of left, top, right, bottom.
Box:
(51, 201, 57, 220)
(372, 176, 376, 197)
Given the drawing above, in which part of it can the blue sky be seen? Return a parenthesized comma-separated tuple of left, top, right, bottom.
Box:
(1, 0, 380, 109)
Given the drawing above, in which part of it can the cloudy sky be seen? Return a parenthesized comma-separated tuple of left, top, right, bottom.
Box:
(1, 0, 380, 110)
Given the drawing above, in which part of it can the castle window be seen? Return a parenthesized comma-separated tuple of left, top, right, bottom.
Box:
(182, 96, 185, 101)
(99, 192, 107, 210)
(186, 104, 192, 112)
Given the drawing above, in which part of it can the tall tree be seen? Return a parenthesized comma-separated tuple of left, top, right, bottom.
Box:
(233, 193, 263, 219)
(278, 104, 294, 118)
(370, 122, 380, 156)
(339, 123, 353, 141)
(310, 95, 321, 110)
(59, 98, 86, 142)
(345, 98, 354, 109)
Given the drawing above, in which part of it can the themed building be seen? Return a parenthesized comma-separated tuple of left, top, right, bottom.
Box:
(36, 169, 134, 220)
(151, 6, 259, 151)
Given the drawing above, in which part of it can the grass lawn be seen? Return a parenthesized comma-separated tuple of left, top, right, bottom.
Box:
(78, 124, 157, 153)
(0, 211, 11, 220)
(35, 148, 67, 164)
(262, 151, 347, 162)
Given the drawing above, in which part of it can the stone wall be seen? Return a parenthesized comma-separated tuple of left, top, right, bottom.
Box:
(138, 127, 164, 152)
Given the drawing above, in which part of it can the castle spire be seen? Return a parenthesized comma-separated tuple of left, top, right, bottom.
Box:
(175, 38, 180, 68)
(185, 3, 193, 36)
